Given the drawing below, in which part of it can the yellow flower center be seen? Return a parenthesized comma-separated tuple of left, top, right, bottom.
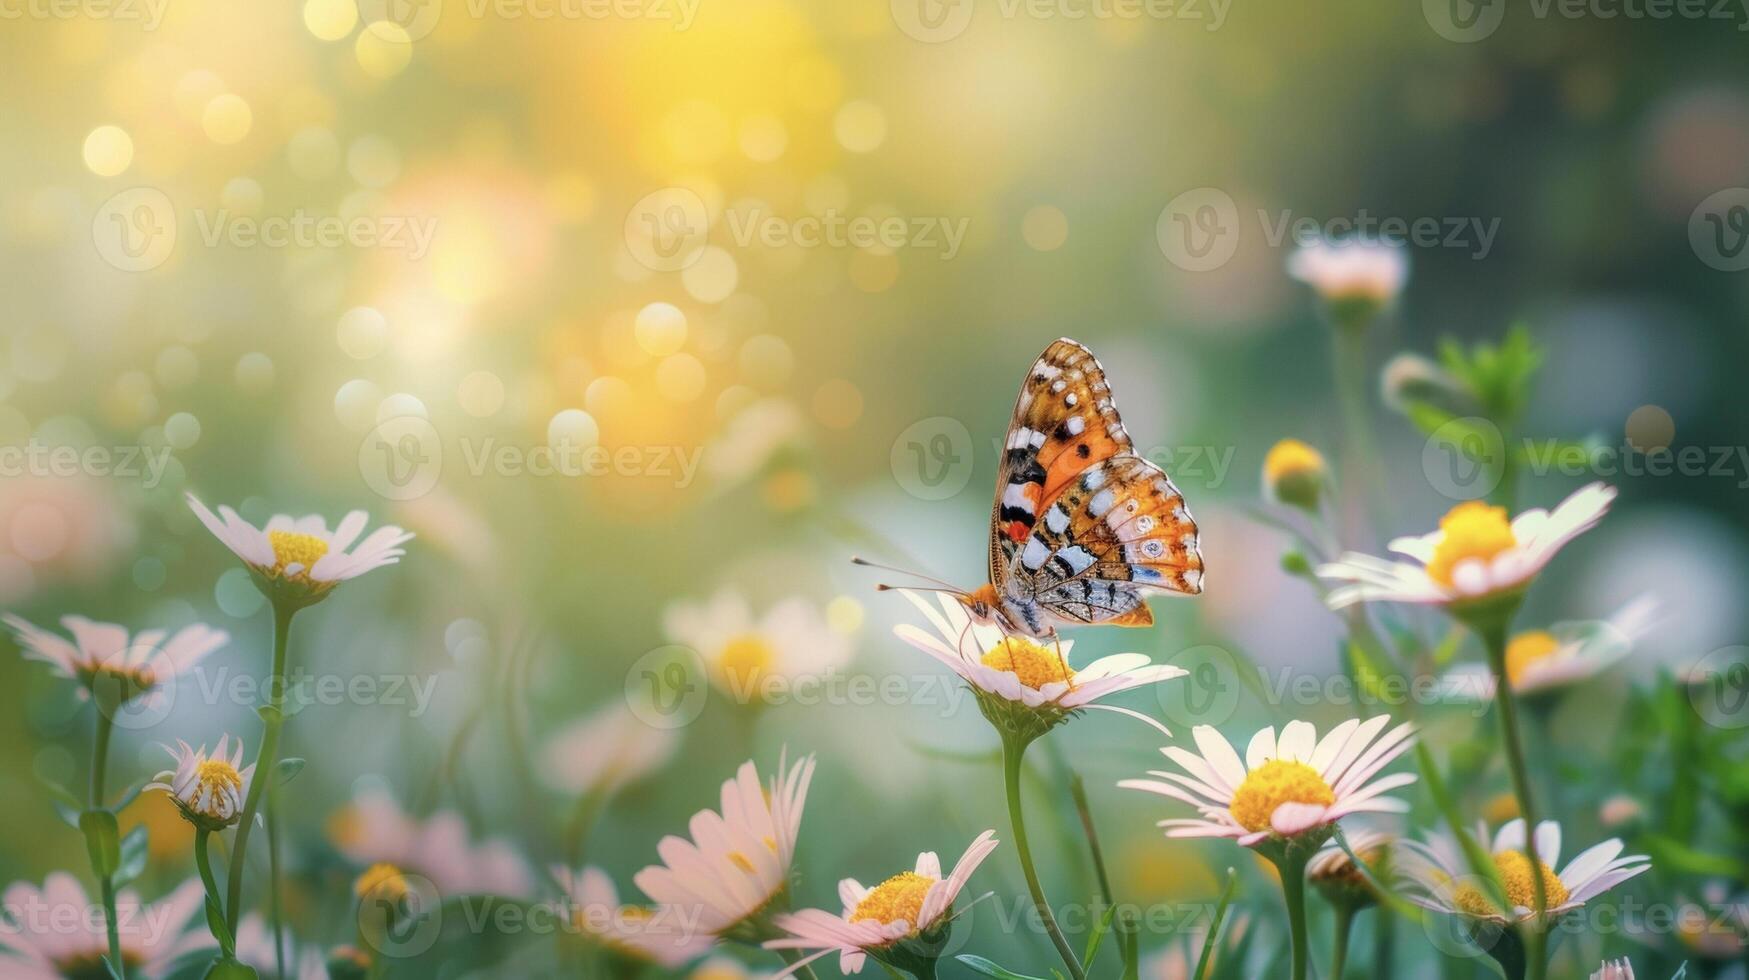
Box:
(269, 530, 329, 580)
(1228, 760, 1336, 834)
(1263, 439, 1326, 483)
(980, 637, 1074, 690)
(1425, 501, 1517, 587)
(355, 862, 410, 903)
(850, 871, 936, 930)
(1504, 631, 1561, 688)
(193, 758, 242, 813)
(718, 634, 776, 691)
(1452, 851, 1568, 916)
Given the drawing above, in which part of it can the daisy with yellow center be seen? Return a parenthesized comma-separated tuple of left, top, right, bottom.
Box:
(147, 736, 256, 830)
(1397, 819, 1650, 926)
(632, 753, 815, 942)
(3, 613, 228, 711)
(186, 494, 413, 606)
(1316, 483, 1616, 611)
(893, 589, 1186, 737)
(0, 874, 209, 979)
(664, 591, 851, 703)
(1120, 717, 1418, 847)
(329, 787, 532, 897)
(763, 831, 999, 979)
(550, 865, 714, 969)
(1262, 439, 1329, 510)
(1442, 596, 1660, 699)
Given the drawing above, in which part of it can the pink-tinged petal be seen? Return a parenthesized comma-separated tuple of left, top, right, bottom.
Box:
(1388, 532, 1439, 563)
(1277, 720, 1317, 763)
(1161, 747, 1236, 800)
(1244, 727, 1277, 770)
(1556, 840, 1626, 891)
(1308, 718, 1361, 774)
(1321, 716, 1391, 785)
(1192, 726, 1247, 790)
(1533, 821, 1562, 868)
(893, 625, 977, 681)
(329, 511, 370, 552)
(1075, 702, 1173, 739)
(1270, 802, 1330, 836)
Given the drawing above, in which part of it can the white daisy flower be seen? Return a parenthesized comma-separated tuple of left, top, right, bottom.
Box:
(147, 735, 256, 830)
(632, 753, 815, 941)
(540, 699, 680, 798)
(550, 866, 715, 969)
(1316, 483, 1616, 611)
(0, 874, 209, 980)
(1397, 818, 1651, 925)
(3, 613, 227, 708)
(1119, 717, 1417, 846)
(764, 831, 999, 978)
(1590, 959, 1634, 980)
(329, 787, 531, 898)
(894, 589, 1186, 738)
(1287, 237, 1409, 309)
(1442, 596, 1660, 698)
(186, 494, 413, 605)
(234, 914, 328, 980)
(664, 591, 851, 703)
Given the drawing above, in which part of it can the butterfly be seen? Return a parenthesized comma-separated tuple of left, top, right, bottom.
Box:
(863, 338, 1203, 639)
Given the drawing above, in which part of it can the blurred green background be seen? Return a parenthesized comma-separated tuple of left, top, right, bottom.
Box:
(2, 0, 1749, 976)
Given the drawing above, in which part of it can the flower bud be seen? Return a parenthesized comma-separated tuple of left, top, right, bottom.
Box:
(1263, 439, 1328, 511)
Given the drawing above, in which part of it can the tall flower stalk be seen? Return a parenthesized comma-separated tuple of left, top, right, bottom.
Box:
(228, 598, 294, 935)
(90, 706, 126, 979)
(1000, 731, 1085, 980)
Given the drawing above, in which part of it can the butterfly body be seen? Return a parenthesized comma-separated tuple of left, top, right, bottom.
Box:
(957, 338, 1204, 639)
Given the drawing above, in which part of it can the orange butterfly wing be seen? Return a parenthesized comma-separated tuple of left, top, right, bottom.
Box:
(990, 339, 1203, 629)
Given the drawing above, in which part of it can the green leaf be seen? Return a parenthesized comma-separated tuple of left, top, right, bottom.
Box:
(1643, 835, 1746, 879)
(256, 704, 284, 725)
(955, 955, 1051, 980)
(79, 809, 121, 877)
(39, 775, 84, 829)
(114, 825, 149, 887)
(1192, 868, 1238, 980)
(1081, 904, 1116, 970)
(204, 896, 235, 958)
(274, 758, 306, 787)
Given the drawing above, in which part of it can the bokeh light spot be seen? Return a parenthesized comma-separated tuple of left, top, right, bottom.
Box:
(82, 125, 133, 176)
(634, 303, 688, 356)
(202, 95, 253, 145)
(1022, 205, 1069, 251)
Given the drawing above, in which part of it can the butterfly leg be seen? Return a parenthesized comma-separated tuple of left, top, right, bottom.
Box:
(1047, 627, 1072, 682)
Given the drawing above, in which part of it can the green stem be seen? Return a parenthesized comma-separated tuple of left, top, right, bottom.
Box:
(1278, 853, 1311, 980)
(90, 710, 127, 980)
(1001, 735, 1087, 980)
(1480, 619, 1548, 980)
(1331, 905, 1354, 980)
(1332, 323, 1387, 539)
(1374, 901, 1395, 978)
(228, 600, 295, 934)
(269, 790, 285, 980)
(195, 830, 235, 955)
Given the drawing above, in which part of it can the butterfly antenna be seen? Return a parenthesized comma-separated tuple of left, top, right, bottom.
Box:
(851, 556, 964, 593)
